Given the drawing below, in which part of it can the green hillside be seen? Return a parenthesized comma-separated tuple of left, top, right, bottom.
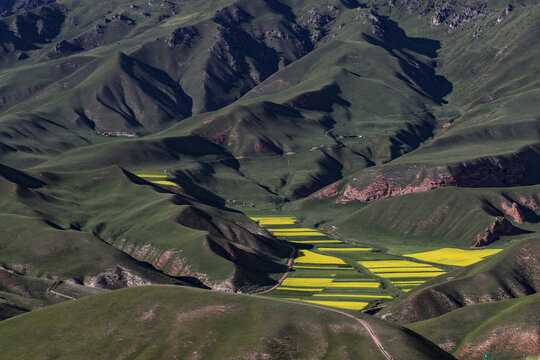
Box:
(0, 285, 455, 360)
(407, 293, 540, 359)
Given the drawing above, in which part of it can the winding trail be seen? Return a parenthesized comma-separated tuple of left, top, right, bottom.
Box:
(258, 296, 395, 360)
(253, 243, 296, 295)
(303, 302, 394, 360)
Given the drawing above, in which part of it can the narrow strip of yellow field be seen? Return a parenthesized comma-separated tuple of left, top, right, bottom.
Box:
(277, 287, 324, 291)
(266, 228, 317, 232)
(151, 181, 177, 186)
(358, 260, 435, 268)
(290, 240, 342, 244)
(376, 272, 446, 278)
(281, 278, 334, 287)
(272, 231, 327, 236)
(313, 294, 392, 299)
(318, 248, 372, 251)
(371, 267, 444, 273)
(392, 281, 425, 284)
(136, 174, 167, 178)
(328, 282, 380, 288)
(302, 300, 369, 310)
(251, 217, 298, 225)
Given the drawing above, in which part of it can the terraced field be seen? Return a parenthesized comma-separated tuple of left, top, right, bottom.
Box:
(251, 216, 394, 311)
(251, 216, 504, 310)
(135, 173, 179, 187)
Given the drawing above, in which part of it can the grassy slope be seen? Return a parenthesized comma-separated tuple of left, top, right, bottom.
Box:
(313, 185, 540, 248)
(294, 1, 540, 245)
(0, 164, 291, 290)
(407, 293, 540, 359)
(0, 285, 455, 360)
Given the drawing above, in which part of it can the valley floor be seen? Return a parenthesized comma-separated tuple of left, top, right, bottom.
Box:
(247, 215, 502, 312)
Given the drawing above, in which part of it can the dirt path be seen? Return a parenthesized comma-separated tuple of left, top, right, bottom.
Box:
(304, 303, 394, 360)
(253, 243, 296, 295)
(48, 289, 76, 300)
(259, 296, 395, 360)
(47, 282, 76, 300)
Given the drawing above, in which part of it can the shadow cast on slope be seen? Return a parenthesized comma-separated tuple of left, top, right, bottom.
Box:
(363, 16, 453, 105)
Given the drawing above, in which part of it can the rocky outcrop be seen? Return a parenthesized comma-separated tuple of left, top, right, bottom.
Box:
(500, 201, 525, 224)
(315, 146, 540, 204)
(166, 26, 198, 48)
(518, 196, 540, 211)
(474, 217, 515, 247)
(115, 239, 208, 281)
(83, 265, 151, 290)
(337, 174, 456, 203)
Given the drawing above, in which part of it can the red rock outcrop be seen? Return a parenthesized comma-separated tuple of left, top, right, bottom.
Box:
(336, 174, 457, 203)
(500, 202, 525, 224)
(319, 147, 538, 204)
(474, 217, 514, 247)
(518, 195, 540, 211)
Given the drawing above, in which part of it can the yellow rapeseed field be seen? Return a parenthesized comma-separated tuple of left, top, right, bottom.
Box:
(404, 248, 502, 266)
(250, 217, 297, 225)
(272, 231, 326, 236)
(317, 248, 372, 252)
(302, 300, 368, 310)
(280, 277, 334, 287)
(370, 267, 444, 273)
(358, 260, 436, 268)
(313, 294, 392, 299)
(136, 174, 167, 178)
(151, 181, 177, 186)
(295, 250, 347, 265)
(376, 272, 446, 278)
(276, 287, 324, 291)
(266, 228, 318, 232)
(327, 282, 380, 288)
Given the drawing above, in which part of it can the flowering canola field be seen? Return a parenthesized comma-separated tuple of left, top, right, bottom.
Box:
(358, 260, 447, 291)
(295, 250, 347, 265)
(251, 216, 393, 310)
(404, 248, 502, 266)
(247, 215, 503, 305)
(135, 173, 178, 187)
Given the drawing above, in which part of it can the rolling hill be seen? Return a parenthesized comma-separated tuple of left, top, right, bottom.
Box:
(0, 285, 456, 360)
